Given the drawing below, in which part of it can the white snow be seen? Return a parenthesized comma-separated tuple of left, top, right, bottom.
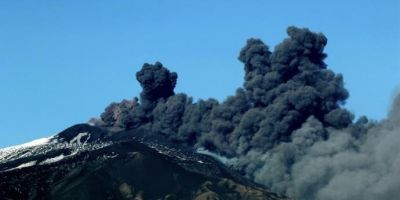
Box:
(70, 132, 90, 146)
(40, 154, 65, 165)
(0, 136, 54, 161)
(2, 160, 38, 171)
(15, 161, 37, 169)
(67, 132, 91, 156)
(0, 137, 53, 152)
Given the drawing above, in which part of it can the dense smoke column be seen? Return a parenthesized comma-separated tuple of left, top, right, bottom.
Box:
(176, 98, 219, 144)
(250, 94, 400, 200)
(98, 26, 354, 153)
(136, 62, 178, 111)
(238, 38, 272, 106)
(198, 88, 251, 155)
(99, 62, 178, 129)
(151, 93, 191, 137)
(92, 26, 399, 200)
(227, 26, 353, 153)
(99, 98, 139, 128)
(97, 26, 355, 155)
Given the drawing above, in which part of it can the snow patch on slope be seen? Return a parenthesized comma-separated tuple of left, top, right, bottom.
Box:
(70, 132, 90, 146)
(40, 154, 65, 165)
(15, 161, 37, 169)
(0, 136, 54, 161)
(1, 137, 53, 151)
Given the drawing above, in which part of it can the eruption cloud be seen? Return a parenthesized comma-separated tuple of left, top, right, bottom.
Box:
(93, 26, 400, 200)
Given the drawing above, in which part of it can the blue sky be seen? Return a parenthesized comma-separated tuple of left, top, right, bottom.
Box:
(0, 0, 399, 147)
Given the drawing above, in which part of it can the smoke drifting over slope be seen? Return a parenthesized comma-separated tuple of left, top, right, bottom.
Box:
(93, 26, 400, 200)
(238, 96, 400, 200)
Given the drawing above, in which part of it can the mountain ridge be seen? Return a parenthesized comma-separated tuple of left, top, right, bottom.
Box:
(0, 124, 288, 200)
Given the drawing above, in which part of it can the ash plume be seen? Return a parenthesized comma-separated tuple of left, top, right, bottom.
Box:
(248, 95, 400, 200)
(93, 26, 400, 200)
(136, 62, 178, 111)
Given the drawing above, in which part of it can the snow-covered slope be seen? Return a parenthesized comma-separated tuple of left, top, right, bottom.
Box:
(0, 125, 112, 171)
(0, 136, 55, 162)
(0, 124, 288, 200)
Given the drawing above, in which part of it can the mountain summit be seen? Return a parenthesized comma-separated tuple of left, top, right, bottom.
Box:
(0, 124, 287, 200)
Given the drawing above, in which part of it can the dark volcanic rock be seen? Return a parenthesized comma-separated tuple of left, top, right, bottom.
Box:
(0, 125, 288, 200)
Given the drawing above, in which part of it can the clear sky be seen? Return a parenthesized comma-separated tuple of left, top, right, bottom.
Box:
(0, 0, 399, 148)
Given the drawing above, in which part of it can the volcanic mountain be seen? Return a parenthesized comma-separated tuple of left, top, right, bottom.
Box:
(2, 26, 397, 200)
(0, 124, 287, 200)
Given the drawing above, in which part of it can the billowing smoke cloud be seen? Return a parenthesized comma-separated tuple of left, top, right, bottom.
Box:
(248, 95, 400, 200)
(136, 62, 178, 111)
(93, 26, 400, 200)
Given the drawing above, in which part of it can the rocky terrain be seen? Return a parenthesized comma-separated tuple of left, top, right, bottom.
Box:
(0, 124, 288, 200)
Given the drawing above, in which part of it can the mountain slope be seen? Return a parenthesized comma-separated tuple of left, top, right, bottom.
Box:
(0, 124, 287, 200)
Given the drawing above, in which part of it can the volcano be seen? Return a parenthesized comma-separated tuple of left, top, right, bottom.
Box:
(0, 124, 287, 200)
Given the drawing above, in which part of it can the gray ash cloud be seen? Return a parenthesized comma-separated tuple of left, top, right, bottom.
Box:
(92, 26, 400, 200)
